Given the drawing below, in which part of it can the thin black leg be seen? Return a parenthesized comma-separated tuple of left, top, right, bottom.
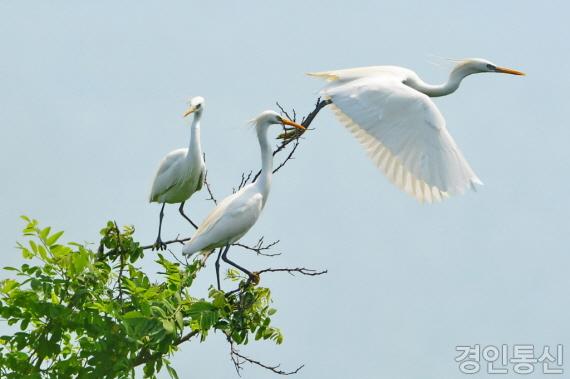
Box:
(221, 246, 252, 278)
(153, 203, 167, 250)
(215, 247, 225, 290)
(179, 201, 198, 229)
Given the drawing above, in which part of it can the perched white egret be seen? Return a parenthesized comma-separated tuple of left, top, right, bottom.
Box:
(182, 110, 305, 287)
(308, 58, 524, 203)
(149, 96, 207, 250)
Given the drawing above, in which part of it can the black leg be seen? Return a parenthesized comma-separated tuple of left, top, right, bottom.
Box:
(153, 203, 167, 250)
(221, 246, 252, 278)
(215, 247, 225, 291)
(179, 201, 198, 229)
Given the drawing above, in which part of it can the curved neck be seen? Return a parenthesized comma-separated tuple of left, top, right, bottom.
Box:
(405, 64, 474, 98)
(255, 123, 272, 205)
(188, 111, 203, 160)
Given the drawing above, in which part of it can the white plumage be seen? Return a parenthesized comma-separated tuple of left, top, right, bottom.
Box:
(183, 183, 264, 254)
(149, 96, 207, 249)
(149, 147, 204, 204)
(182, 110, 305, 285)
(309, 59, 524, 203)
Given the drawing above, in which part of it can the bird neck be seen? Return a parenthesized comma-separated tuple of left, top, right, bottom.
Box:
(405, 64, 474, 98)
(255, 123, 272, 204)
(188, 111, 203, 160)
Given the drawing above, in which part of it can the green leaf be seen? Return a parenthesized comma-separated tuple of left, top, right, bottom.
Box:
(123, 311, 145, 319)
(46, 230, 64, 246)
(166, 364, 180, 379)
(187, 301, 216, 316)
(29, 240, 38, 253)
(39, 226, 51, 241)
(1, 279, 20, 293)
(175, 311, 184, 330)
(51, 291, 60, 304)
(162, 319, 175, 334)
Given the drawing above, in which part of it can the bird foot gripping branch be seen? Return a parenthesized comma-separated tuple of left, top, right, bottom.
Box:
(250, 272, 261, 286)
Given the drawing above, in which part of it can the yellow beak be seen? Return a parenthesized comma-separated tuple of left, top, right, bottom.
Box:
(495, 66, 525, 76)
(183, 106, 197, 117)
(280, 117, 305, 130)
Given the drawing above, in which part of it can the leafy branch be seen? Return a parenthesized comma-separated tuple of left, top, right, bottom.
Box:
(0, 218, 325, 378)
(0, 98, 331, 378)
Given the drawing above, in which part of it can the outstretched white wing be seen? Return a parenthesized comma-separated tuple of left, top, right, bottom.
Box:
(314, 71, 482, 202)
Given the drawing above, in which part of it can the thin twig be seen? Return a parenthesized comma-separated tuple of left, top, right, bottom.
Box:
(204, 170, 217, 205)
(256, 267, 328, 276)
(224, 266, 327, 298)
(272, 137, 300, 176)
(233, 171, 253, 193)
(232, 237, 281, 257)
(276, 102, 294, 121)
(252, 97, 330, 182)
(141, 236, 189, 250)
(229, 339, 304, 376)
(132, 330, 200, 367)
(166, 248, 187, 265)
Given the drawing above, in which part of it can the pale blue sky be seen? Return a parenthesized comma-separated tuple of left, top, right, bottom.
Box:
(1, 1, 569, 378)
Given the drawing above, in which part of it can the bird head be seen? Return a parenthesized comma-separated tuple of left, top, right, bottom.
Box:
(183, 96, 205, 117)
(252, 110, 305, 130)
(455, 58, 525, 76)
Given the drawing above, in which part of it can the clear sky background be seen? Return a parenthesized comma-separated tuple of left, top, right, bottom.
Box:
(1, 1, 569, 378)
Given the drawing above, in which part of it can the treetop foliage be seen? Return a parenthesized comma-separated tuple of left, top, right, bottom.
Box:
(0, 217, 287, 378)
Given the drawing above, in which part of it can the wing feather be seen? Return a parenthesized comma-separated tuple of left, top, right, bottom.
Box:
(319, 75, 482, 202)
(149, 148, 188, 202)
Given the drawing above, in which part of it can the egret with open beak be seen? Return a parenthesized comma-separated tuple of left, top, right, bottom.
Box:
(182, 110, 304, 290)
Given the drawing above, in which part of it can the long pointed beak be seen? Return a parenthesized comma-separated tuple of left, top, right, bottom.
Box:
(280, 117, 305, 130)
(183, 106, 197, 117)
(495, 66, 525, 76)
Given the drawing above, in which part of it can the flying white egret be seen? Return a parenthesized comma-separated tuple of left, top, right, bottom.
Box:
(308, 58, 524, 203)
(149, 96, 207, 250)
(182, 110, 305, 288)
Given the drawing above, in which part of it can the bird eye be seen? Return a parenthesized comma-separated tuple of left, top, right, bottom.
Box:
(486, 64, 496, 70)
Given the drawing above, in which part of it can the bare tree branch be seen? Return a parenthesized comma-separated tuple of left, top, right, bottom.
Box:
(252, 97, 330, 182)
(256, 267, 328, 276)
(272, 137, 300, 177)
(233, 171, 253, 193)
(233, 237, 281, 256)
(228, 339, 304, 376)
(204, 170, 218, 205)
(276, 102, 294, 122)
(224, 266, 327, 298)
(141, 236, 189, 250)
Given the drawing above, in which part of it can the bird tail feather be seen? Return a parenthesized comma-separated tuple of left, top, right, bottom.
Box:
(306, 71, 340, 81)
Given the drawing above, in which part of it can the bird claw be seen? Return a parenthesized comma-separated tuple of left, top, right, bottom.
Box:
(152, 238, 167, 251)
(249, 272, 260, 286)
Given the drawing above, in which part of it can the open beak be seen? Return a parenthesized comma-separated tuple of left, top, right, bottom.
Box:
(183, 106, 197, 117)
(280, 117, 305, 130)
(495, 66, 525, 76)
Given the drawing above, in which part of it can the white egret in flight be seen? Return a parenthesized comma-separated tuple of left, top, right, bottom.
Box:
(182, 110, 305, 287)
(149, 96, 207, 250)
(308, 58, 524, 203)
